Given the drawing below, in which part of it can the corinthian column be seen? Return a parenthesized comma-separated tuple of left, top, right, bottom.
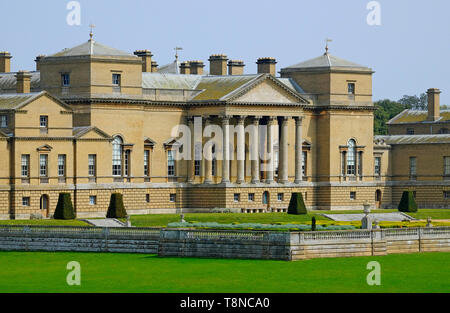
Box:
(279, 116, 289, 184)
(221, 115, 231, 183)
(236, 116, 246, 184)
(294, 116, 303, 184)
(187, 116, 195, 183)
(250, 116, 261, 184)
(204, 116, 213, 184)
(266, 117, 276, 184)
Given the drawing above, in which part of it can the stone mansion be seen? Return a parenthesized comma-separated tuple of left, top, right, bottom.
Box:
(0, 34, 449, 219)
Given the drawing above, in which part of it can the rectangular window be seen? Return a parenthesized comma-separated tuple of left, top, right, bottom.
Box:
(112, 74, 121, 86)
(407, 128, 415, 135)
(22, 197, 30, 206)
(277, 193, 284, 201)
(194, 160, 201, 176)
(348, 83, 355, 94)
(302, 151, 307, 177)
(40, 115, 48, 128)
(350, 192, 356, 200)
(146, 194, 150, 203)
(124, 150, 131, 177)
(0, 115, 7, 128)
(169, 193, 176, 203)
(444, 157, 450, 176)
(167, 150, 175, 177)
(88, 154, 96, 176)
(21, 155, 30, 177)
(234, 193, 241, 202)
(274, 151, 279, 177)
(248, 193, 255, 202)
(58, 155, 66, 177)
(89, 196, 97, 205)
(444, 191, 450, 199)
(61, 74, 70, 87)
(144, 150, 150, 177)
(409, 157, 417, 179)
(39, 154, 48, 177)
(347, 153, 356, 175)
(374, 157, 381, 176)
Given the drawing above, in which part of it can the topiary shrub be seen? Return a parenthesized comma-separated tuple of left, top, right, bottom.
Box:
(398, 191, 418, 213)
(106, 193, 128, 218)
(287, 193, 307, 215)
(311, 217, 316, 231)
(54, 193, 76, 220)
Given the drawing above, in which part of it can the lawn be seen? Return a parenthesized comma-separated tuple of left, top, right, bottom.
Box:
(0, 251, 448, 293)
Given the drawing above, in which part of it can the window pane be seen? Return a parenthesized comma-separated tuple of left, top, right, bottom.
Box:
(40, 154, 48, 177)
(112, 137, 123, 176)
(347, 140, 356, 175)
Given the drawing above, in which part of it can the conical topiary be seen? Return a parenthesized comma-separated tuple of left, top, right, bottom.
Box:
(106, 193, 128, 218)
(398, 191, 418, 213)
(311, 217, 316, 231)
(54, 193, 76, 220)
(287, 193, 307, 215)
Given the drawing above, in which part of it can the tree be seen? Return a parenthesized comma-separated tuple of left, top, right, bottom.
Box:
(373, 99, 409, 135)
(287, 193, 307, 215)
(398, 191, 418, 213)
(106, 193, 128, 218)
(54, 193, 76, 220)
(398, 93, 427, 110)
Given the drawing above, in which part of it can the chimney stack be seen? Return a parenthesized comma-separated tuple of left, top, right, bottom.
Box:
(0, 52, 12, 73)
(15, 71, 32, 94)
(180, 62, 191, 75)
(34, 55, 46, 71)
(427, 88, 441, 122)
(256, 57, 277, 76)
(209, 54, 228, 75)
(228, 60, 245, 75)
(189, 61, 205, 75)
(134, 50, 153, 72)
(151, 61, 158, 73)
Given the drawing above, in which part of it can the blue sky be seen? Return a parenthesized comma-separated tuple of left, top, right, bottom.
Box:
(0, 0, 448, 104)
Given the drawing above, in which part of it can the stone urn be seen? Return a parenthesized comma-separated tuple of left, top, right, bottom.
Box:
(361, 202, 372, 230)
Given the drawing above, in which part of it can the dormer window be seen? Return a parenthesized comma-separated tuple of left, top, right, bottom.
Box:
(348, 83, 355, 95)
(61, 73, 70, 87)
(0, 115, 7, 128)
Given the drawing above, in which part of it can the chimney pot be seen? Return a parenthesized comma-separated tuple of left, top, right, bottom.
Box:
(34, 55, 46, 71)
(228, 60, 245, 75)
(180, 61, 191, 75)
(256, 57, 277, 76)
(134, 50, 153, 72)
(151, 61, 158, 72)
(189, 61, 205, 75)
(15, 70, 32, 94)
(0, 51, 12, 73)
(209, 54, 228, 75)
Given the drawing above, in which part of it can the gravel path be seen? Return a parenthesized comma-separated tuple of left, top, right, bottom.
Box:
(323, 212, 414, 222)
(83, 218, 126, 227)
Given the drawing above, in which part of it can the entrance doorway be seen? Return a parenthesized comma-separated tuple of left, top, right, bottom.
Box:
(262, 191, 270, 206)
(40, 195, 49, 218)
(375, 190, 382, 209)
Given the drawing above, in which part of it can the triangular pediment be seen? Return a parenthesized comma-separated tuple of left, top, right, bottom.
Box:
(74, 126, 111, 139)
(36, 144, 53, 152)
(225, 75, 308, 104)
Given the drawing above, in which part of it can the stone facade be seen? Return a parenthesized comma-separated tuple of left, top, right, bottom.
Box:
(0, 36, 448, 219)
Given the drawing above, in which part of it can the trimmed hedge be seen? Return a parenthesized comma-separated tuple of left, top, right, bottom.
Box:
(106, 193, 128, 218)
(54, 193, 76, 220)
(398, 191, 418, 213)
(288, 193, 307, 215)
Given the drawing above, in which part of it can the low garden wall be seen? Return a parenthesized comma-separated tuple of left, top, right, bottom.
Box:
(0, 226, 448, 260)
(0, 226, 160, 254)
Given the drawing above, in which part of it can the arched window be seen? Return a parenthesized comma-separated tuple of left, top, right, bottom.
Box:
(347, 139, 356, 175)
(112, 136, 123, 176)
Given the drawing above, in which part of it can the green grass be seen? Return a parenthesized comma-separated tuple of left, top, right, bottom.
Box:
(0, 219, 89, 226)
(125, 210, 450, 228)
(0, 251, 448, 293)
